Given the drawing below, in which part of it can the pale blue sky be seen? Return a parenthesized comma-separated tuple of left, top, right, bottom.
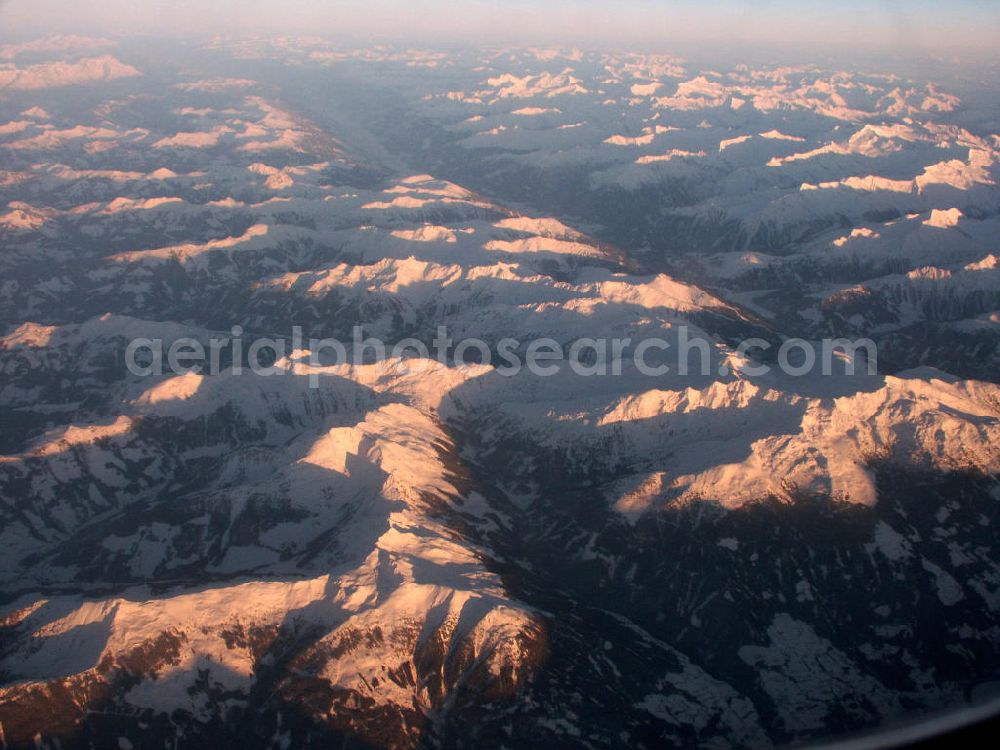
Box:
(2, 1, 998, 56)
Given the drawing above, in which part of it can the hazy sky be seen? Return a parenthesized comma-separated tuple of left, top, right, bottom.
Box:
(2, 1, 999, 57)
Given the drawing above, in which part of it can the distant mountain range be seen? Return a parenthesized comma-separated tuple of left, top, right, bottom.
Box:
(1, 33, 999, 749)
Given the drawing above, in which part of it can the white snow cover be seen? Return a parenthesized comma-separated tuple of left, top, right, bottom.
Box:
(152, 128, 229, 149)
(0, 55, 140, 90)
(3, 47, 1000, 743)
(924, 207, 963, 228)
(486, 70, 588, 99)
(108, 224, 271, 264)
(636, 149, 707, 164)
(630, 82, 662, 96)
(0, 358, 544, 721)
(719, 134, 753, 152)
(464, 368, 1000, 518)
(0, 35, 113, 59)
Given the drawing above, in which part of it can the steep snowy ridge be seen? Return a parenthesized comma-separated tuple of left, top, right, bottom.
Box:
(0, 355, 547, 748)
(443, 365, 1000, 512)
